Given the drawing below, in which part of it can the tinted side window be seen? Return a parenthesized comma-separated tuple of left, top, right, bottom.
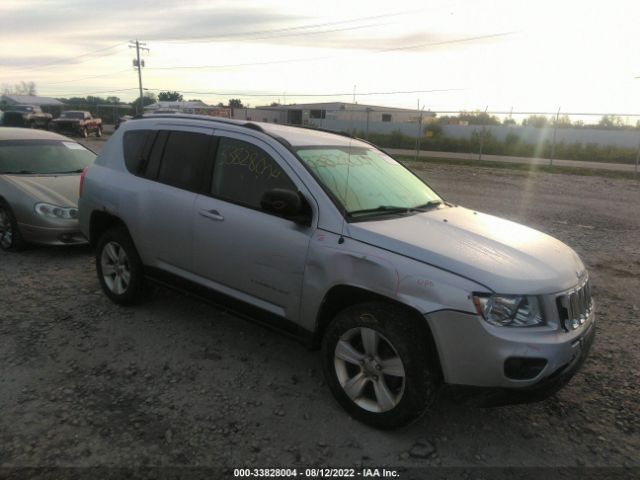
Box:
(143, 131, 168, 180)
(156, 131, 211, 192)
(212, 137, 295, 209)
(123, 130, 150, 173)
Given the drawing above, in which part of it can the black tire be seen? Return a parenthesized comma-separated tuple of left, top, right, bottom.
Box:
(96, 126, 102, 137)
(95, 226, 146, 305)
(0, 200, 27, 252)
(321, 302, 439, 429)
(81, 127, 88, 138)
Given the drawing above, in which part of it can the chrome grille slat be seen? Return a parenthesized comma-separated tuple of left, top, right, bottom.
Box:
(556, 279, 593, 331)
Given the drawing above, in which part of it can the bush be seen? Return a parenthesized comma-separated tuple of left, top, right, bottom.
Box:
(355, 130, 637, 164)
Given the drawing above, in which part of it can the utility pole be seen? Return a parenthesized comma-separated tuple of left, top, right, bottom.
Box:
(414, 99, 424, 162)
(550, 106, 561, 166)
(478, 105, 489, 161)
(129, 40, 149, 115)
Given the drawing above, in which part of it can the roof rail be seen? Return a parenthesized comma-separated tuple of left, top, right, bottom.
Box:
(282, 123, 354, 139)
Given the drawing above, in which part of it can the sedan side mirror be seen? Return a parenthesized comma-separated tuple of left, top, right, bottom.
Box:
(260, 188, 311, 224)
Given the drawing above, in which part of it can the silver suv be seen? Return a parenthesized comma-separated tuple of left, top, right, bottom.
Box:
(79, 115, 595, 428)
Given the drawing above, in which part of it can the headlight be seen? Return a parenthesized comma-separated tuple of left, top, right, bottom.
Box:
(472, 294, 544, 327)
(34, 203, 78, 219)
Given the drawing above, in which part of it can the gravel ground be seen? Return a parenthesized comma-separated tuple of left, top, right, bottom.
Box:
(1, 137, 639, 478)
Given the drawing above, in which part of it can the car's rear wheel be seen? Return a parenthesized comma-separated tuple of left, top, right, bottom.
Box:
(321, 302, 438, 429)
(0, 201, 27, 252)
(81, 127, 88, 138)
(96, 227, 146, 305)
(96, 126, 102, 137)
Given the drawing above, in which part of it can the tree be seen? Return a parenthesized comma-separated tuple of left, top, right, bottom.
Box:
(436, 111, 500, 126)
(131, 93, 157, 114)
(598, 115, 624, 129)
(522, 115, 549, 128)
(229, 98, 243, 108)
(106, 96, 121, 104)
(158, 91, 183, 102)
(2, 81, 37, 96)
(552, 114, 572, 128)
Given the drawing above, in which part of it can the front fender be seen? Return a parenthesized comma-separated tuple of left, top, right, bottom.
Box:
(299, 230, 487, 332)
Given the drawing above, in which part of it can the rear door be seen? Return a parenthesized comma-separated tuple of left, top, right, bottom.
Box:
(191, 132, 315, 322)
(134, 126, 214, 273)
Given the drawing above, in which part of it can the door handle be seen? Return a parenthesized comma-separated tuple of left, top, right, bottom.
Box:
(199, 209, 224, 221)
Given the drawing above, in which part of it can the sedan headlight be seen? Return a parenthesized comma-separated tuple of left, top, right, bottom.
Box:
(472, 294, 544, 327)
(34, 202, 78, 219)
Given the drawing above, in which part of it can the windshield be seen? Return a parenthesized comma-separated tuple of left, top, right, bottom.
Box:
(60, 112, 84, 119)
(13, 106, 33, 112)
(0, 140, 95, 174)
(296, 146, 442, 217)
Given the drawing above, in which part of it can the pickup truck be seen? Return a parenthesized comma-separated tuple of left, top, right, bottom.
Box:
(1, 105, 52, 129)
(51, 111, 103, 138)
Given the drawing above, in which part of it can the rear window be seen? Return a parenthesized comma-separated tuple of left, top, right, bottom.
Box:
(123, 130, 151, 174)
(157, 131, 211, 191)
(0, 140, 95, 174)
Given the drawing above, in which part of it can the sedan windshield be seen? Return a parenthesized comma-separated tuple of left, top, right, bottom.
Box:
(295, 146, 442, 218)
(0, 140, 95, 174)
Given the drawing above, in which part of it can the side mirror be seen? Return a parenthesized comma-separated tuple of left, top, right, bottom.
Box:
(260, 188, 310, 224)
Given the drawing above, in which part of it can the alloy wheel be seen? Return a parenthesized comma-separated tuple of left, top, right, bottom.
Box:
(101, 241, 131, 295)
(0, 208, 13, 249)
(334, 326, 406, 413)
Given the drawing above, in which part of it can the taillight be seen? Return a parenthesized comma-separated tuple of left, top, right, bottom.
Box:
(79, 165, 90, 197)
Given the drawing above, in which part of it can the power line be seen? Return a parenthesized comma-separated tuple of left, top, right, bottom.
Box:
(146, 31, 515, 71)
(42, 68, 132, 85)
(143, 87, 463, 98)
(153, 10, 420, 43)
(41, 87, 139, 97)
(12, 42, 125, 71)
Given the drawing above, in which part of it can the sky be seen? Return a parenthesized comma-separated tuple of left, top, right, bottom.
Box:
(1, 0, 639, 117)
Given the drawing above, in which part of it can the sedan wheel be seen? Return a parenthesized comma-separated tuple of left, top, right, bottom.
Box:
(334, 327, 405, 413)
(0, 203, 26, 251)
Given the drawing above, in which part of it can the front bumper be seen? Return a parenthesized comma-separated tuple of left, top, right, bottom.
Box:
(51, 122, 81, 134)
(19, 222, 87, 246)
(426, 307, 596, 390)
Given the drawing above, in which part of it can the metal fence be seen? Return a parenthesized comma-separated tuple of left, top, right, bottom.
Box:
(232, 106, 640, 175)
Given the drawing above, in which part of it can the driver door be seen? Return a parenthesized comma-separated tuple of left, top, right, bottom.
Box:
(192, 132, 314, 322)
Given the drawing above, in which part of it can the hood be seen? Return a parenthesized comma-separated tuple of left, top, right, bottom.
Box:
(3, 174, 81, 207)
(348, 206, 585, 294)
(52, 118, 80, 123)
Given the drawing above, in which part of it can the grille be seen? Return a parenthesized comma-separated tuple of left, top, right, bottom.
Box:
(556, 279, 593, 331)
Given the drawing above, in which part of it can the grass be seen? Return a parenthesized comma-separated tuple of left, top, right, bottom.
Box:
(394, 155, 639, 181)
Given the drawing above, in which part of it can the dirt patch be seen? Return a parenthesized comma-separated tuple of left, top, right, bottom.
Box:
(1, 159, 638, 474)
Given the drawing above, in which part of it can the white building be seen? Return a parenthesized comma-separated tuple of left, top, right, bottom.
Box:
(232, 102, 435, 136)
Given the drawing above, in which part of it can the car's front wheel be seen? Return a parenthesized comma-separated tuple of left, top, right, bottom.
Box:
(0, 201, 27, 252)
(96, 126, 102, 137)
(96, 227, 146, 305)
(321, 302, 439, 429)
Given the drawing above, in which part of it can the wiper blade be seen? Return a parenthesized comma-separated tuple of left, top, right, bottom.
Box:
(413, 200, 443, 210)
(348, 205, 412, 216)
(55, 169, 84, 174)
(0, 170, 37, 174)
